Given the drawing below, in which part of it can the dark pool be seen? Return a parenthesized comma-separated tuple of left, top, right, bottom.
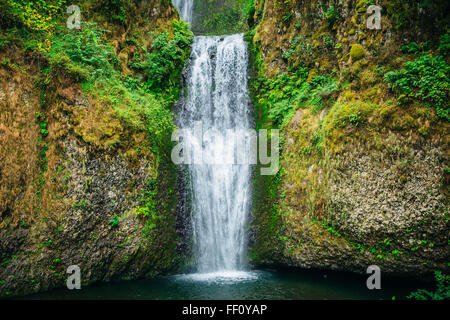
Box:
(21, 268, 431, 300)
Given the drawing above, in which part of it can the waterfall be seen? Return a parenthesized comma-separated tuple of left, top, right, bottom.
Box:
(176, 34, 253, 274)
(173, 0, 194, 23)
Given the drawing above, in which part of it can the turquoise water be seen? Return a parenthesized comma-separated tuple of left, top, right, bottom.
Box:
(24, 268, 427, 300)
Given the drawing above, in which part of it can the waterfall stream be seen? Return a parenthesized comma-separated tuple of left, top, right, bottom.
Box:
(177, 34, 253, 275)
(173, 0, 194, 23)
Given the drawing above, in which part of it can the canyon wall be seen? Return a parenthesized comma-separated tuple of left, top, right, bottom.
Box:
(0, 0, 192, 297)
(248, 0, 449, 276)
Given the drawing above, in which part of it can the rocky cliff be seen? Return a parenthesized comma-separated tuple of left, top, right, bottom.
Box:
(247, 0, 449, 276)
(0, 0, 192, 296)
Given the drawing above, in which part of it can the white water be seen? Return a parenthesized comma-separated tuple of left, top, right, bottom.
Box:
(177, 271, 259, 284)
(173, 0, 194, 23)
(177, 34, 253, 274)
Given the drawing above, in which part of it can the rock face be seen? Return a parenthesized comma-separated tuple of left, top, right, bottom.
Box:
(0, 0, 189, 297)
(0, 70, 181, 297)
(276, 110, 448, 274)
(247, 0, 449, 276)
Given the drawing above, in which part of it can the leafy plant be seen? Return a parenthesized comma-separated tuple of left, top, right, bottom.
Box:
(136, 178, 158, 219)
(282, 12, 293, 22)
(407, 271, 450, 300)
(5, 0, 66, 52)
(43, 19, 192, 159)
(385, 54, 449, 120)
(109, 215, 119, 227)
(324, 6, 339, 26)
(255, 64, 339, 127)
(438, 33, 450, 56)
(72, 199, 86, 209)
(131, 19, 193, 94)
(401, 42, 427, 54)
(49, 23, 117, 81)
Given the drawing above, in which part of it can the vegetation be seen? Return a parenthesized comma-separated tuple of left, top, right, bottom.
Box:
(192, 0, 255, 34)
(2, 0, 66, 52)
(130, 20, 193, 94)
(0, 0, 191, 297)
(0, 0, 449, 299)
(385, 53, 449, 121)
(408, 271, 450, 300)
(349, 44, 365, 60)
(44, 19, 193, 153)
(135, 177, 159, 230)
(110, 214, 119, 227)
(246, 0, 449, 278)
(251, 47, 340, 128)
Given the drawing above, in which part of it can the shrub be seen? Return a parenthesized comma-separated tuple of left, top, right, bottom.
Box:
(130, 19, 193, 94)
(269, 100, 295, 126)
(258, 69, 339, 127)
(401, 42, 427, 54)
(407, 271, 450, 300)
(109, 215, 119, 227)
(8, 0, 65, 29)
(5, 0, 66, 52)
(385, 54, 449, 120)
(43, 20, 191, 155)
(324, 5, 339, 26)
(49, 23, 117, 81)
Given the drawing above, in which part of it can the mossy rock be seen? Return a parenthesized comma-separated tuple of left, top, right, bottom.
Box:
(343, 90, 357, 101)
(358, 31, 366, 41)
(351, 60, 363, 74)
(350, 44, 365, 61)
(355, 0, 369, 13)
(360, 68, 377, 86)
(391, 113, 416, 131)
(362, 86, 380, 102)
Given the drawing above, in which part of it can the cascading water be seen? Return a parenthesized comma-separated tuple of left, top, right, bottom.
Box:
(173, 0, 194, 23)
(176, 34, 254, 275)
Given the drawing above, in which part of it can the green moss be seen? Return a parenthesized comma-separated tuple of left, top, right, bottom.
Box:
(192, 0, 254, 35)
(391, 113, 416, 131)
(344, 90, 357, 101)
(244, 32, 286, 264)
(323, 101, 379, 149)
(350, 44, 365, 60)
(355, 0, 374, 13)
(360, 68, 377, 85)
(418, 126, 428, 136)
(361, 87, 378, 102)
